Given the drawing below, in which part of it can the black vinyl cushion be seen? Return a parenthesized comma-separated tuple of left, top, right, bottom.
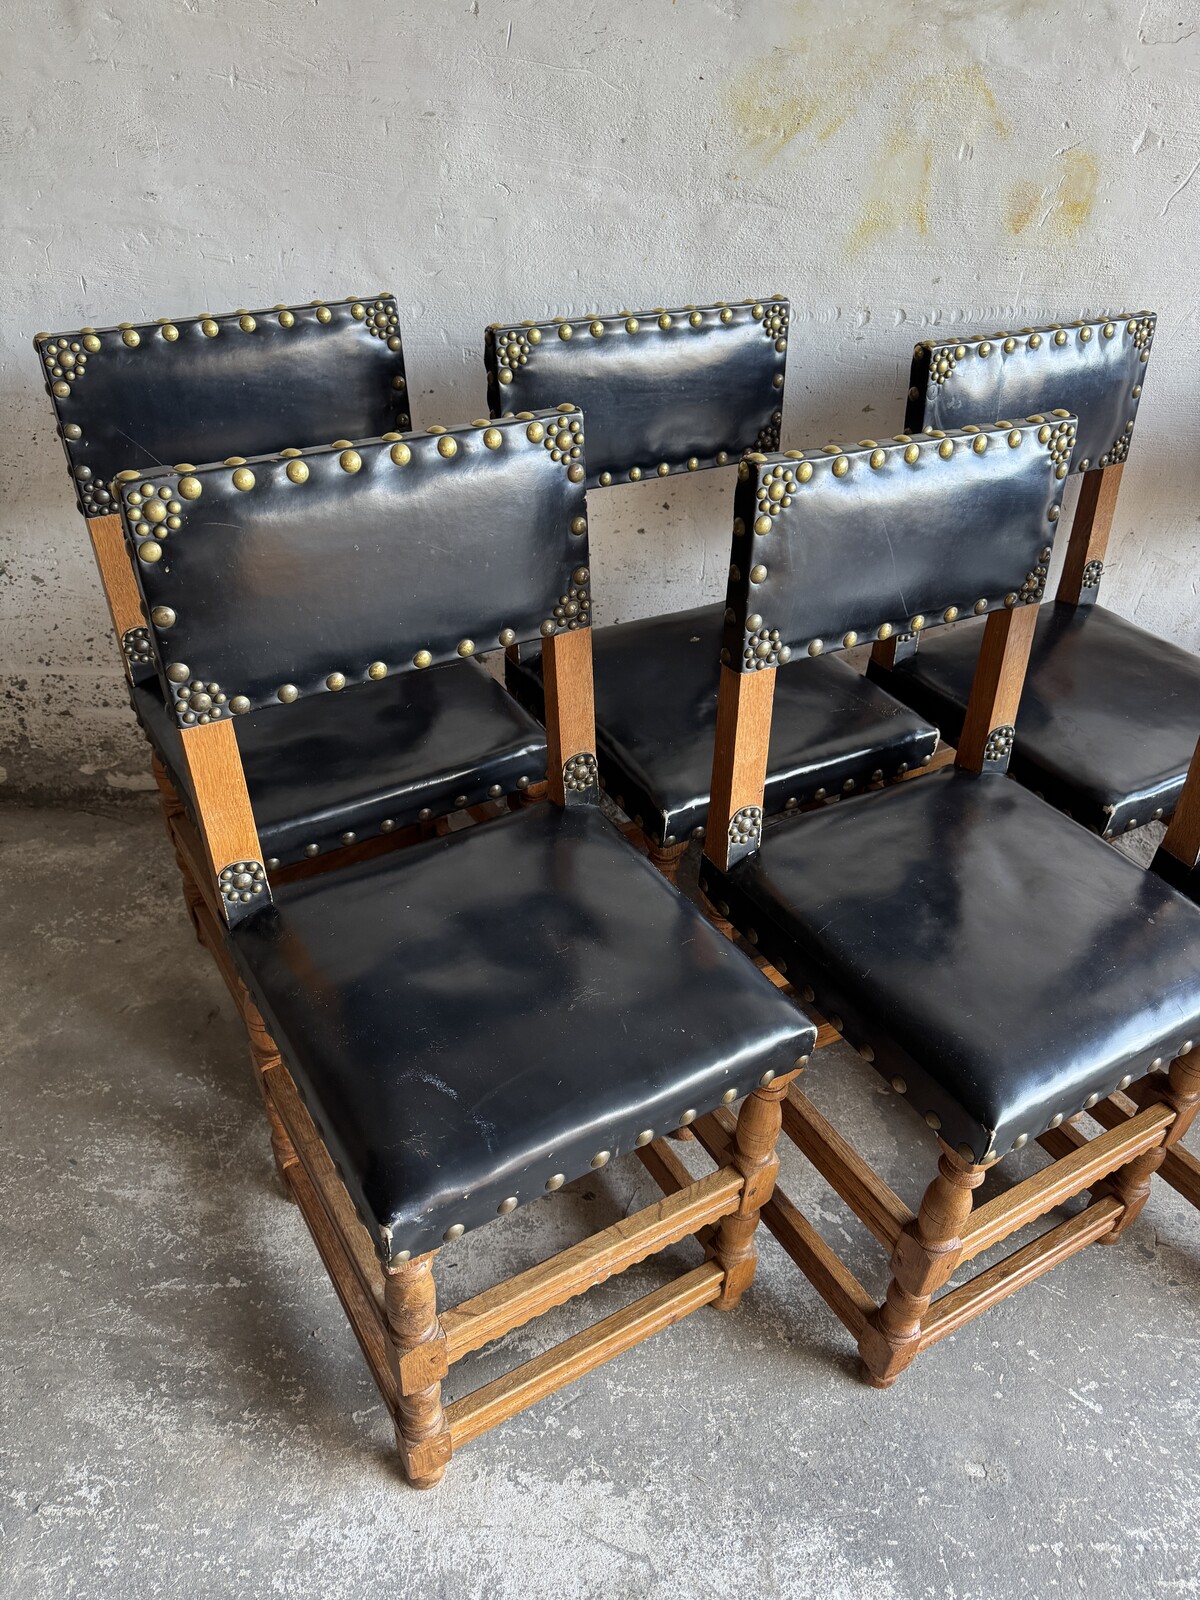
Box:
(133, 660, 547, 864)
(507, 604, 940, 843)
(702, 768, 1200, 1162)
(229, 803, 815, 1257)
(869, 602, 1200, 836)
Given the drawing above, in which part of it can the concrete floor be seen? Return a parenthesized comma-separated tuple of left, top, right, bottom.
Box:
(2, 800, 1198, 1600)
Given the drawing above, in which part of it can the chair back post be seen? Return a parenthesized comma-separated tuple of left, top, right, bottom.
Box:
(953, 605, 1039, 774)
(907, 314, 1155, 611)
(86, 513, 152, 682)
(542, 627, 598, 807)
(174, 720, 270, 920)
(1159, 739, 1200, 873)
(704, 665, 776, 871)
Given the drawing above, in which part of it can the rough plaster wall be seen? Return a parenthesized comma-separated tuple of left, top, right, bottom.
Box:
(2, 0, 1197, 800)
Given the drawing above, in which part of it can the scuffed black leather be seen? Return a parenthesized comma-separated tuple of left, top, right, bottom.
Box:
(869, 603, 1200, 835)
(907, 314, 1154, 475)
(124, 412, 590, 720)
(507, 604, 939, 843)
(230, 803, 815, 1257)
(720, 423, 1067, 673)
(37, 296, 409, 518)
(133, 661, 547, 865)
(702, 769, 1200, 1161)
(485, 299, 787, 486)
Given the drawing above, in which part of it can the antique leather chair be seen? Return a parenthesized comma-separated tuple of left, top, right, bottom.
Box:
(489, 299, 940, 876)
(118, 409, 815, 1485)
(868, 313, 1200, 837)
(683, 423, 1200, 1385)
(35, 296, 546, 872)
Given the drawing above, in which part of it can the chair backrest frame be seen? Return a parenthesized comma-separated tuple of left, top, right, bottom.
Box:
(906, 313, 1155, 609)
(120, 413, 598, 924)
(703, 419, 1073, 872)
(484, 297, 788, 488)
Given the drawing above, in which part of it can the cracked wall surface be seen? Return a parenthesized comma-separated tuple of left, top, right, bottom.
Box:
(2, 0, 1197, 800)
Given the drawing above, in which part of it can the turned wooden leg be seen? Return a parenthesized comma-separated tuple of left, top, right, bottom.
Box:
(709, 1073, 793, 1311)
(151, 755, 207, 944)
(858, 1146, 986, 1387)
(383, 1253, 452, 1488)
(647, 838, 689, 884)
(1102, 1048, 1200, 1241)
(238, 993, 299, 1200)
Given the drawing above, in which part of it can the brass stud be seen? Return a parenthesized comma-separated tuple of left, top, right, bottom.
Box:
(121, 328, 141, 348)
(413, 650, 432, 669)
(808, 639, 823, 656)
(634, 1130, 654, 1147)
(973, 598, 988, 614)
(658, 313, 672, 330)
(842, 631, 858, 649)
(891, 1076, 907, 1094)
(558, 323, 573, 341)
(337, 449, 362, 474)
(278, 310, 294, 328)
(1080, 325, 1093, 342)
(528, 328, 542, 344)
(64, 423, 82, 439)
(304, 842, 319, 857)
(230, 695, 251, 715)
(165, 663, 190, 683)
(482, 427, 503, 450)
(750, 564, 767, 583)
(570, 515, 587, 536)
(325, 672, 346, 691)
(869, 449, 886, 469)
(82, 333, 101, 353)
(457, 640, 475, 657)
(368, 661, 387, 680)
(590, 1150, 611, 1168)
(721, 1088, 738, 1105)
(719, 308, 733, 324)
(568, 464, 585, 482)
(239, 314, 256, 333)
(545, 1173, 565, 1191)
(832, 456, 849, 477)
(161, 323, 179, 342)
(201, 318, 219, 338)
(689, 311, 703, 327)
(277, 684, 299, 703)
(497, 1197, 519, 1215)
(232, 467, 255, 491)
(978, 341, 992, 357)
(498, 628, 517, 647)
(143, 500, 167, 524)
(350, 303, 366, 320)
(589, 319, 604, 337)
(956, 1143, 976, 1162)
(859, 1045, 875, 1063)
(625, 316, 639, 333)
(286, 460, 309, 484)
(938, 440, 954, 459)
(437, 436, 458, 458)
(972, 435, 987, 454)
(443, 1223, 464, 1243)
(904, 444, 920, 465)
(178, 476, 202, 500)
(877, 622, 893, 641)
(138, 540, 163, 563)
(759, 1070, 776, 1087)
(943, 606, 958, 623)
(390, 442, 412, 466)
(1103, 321, 1115, 338)
(1054, 329, 1067, 345)
(925, 1112, 942, 1131)
(151, 606, 176, 628)
(910, 614, 925, 631)
(316, 306, 332, 324)
(797, 462, 814, 482)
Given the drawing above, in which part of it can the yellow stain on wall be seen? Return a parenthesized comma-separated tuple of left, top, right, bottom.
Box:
(1005, 148, 1099, 237)
(847, 135, 933, 254)
(725, 45, 859, 165)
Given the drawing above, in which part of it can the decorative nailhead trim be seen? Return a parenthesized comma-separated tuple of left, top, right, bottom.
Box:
(217, 859, 269, 924)
(122, 626, 154, 666)
(983, 724, 1015, 762)
(728, 806, 763, 849)
(563, 751, 598, 792)
(1081, 558, 1104, 589)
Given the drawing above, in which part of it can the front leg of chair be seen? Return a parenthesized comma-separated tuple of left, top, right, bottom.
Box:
(150, 753, 206, 945)
(709, 1072, 795, 1310)
(1100, 1046, 1200, 1240)
(241, 998, 300, 1202)
(858, 1146, 986, 1387)
(384, 1252, 452, 1489)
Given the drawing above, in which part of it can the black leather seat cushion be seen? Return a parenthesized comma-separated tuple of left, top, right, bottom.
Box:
(870, 602, 1200, 836)
(507, 604, 940, 843)
(133, 661, 547, 865)
(702, 769, 1200, 1162)
(229, 803, 815, 1257)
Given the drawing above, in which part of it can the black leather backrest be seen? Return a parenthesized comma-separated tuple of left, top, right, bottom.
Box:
(484, 298, 788, 487)
(720, 420, 1072, 672)
(35, 296, 409, 518)
(122, 411, 589, 726)
(906, 314, 1153, 475)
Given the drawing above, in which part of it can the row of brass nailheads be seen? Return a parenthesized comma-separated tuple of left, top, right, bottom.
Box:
(919, 314, 1153, 366)
(263, 781, 533, 868)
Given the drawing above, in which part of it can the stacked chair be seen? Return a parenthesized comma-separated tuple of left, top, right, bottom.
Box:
(491, 299, 941, 877)
(31, 290, 1200, 1482)
(110, 412, 815, 1485)
(35, 296, 548, 891)
(692, 422, 1200, 1382)
(869, 313, 1200, 838)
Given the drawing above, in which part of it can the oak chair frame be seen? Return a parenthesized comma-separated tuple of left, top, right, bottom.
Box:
(668, 429, 1200, 1386)
(121, 420, 800, 1486)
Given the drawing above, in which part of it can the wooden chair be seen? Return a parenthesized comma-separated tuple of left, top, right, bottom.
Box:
(34, 295, 547, 884)
(868, 313, 1200, 839)
(489, 298, 940, 879)
(681, 420, 1200, 1385)
(118, 409, 815, 1484)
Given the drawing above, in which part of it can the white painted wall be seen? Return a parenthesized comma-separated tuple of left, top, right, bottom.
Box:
(3, 0, 1197, 799)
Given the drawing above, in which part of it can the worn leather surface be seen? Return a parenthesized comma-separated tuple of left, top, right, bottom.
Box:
(907, 314, 1154, 475)
(230, 803, 815, 1257)
(37, 297, 409, 519)
(134, 661, 547, 865)
(869, 602, 1200, 835)
(1152, 843, 1200, 904)
(507, 603, 939, 843)
(485, 299, 787, 486)
(721, 422, 1067, 674)
(702, 769, 1200, 1161)
(124, 411, 590, 722)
